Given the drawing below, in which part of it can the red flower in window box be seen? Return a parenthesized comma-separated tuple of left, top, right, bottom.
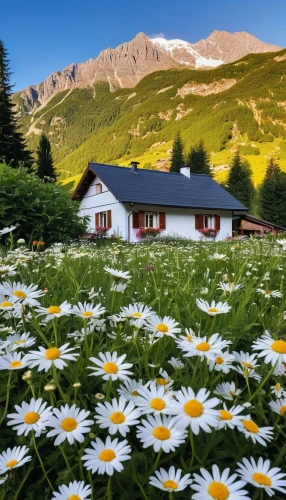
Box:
(199, 228, 219, 239)
(95, 225, 109, 236)
(136, 227, 162, 239)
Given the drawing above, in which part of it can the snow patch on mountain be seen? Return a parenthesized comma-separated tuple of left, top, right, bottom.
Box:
(151, 37, 224, 68)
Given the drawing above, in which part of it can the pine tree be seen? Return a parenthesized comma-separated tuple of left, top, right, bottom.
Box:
(226, 150, 254, 208)
(0, 40, 32, 168)
(36, 134, 57, 181)
(170, 131, 184, 173)
(187, 140, 212, 176)
(259, 158, 286, 226)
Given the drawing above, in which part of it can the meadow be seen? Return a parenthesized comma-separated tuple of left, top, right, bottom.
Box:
(0, 234, 286, 499)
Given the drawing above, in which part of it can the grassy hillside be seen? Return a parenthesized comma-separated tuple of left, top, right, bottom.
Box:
(17, 49, 286, 186)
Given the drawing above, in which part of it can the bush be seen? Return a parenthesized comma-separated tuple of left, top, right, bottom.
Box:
(0, 164, 88, 245)
(240, 145, 260, 155)
(259, 133, 274, 142)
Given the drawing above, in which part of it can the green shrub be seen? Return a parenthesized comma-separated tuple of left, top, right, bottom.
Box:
(259, 133, 274, 142)
(240, 145, 260, 155)
(0, 164, 88, 245)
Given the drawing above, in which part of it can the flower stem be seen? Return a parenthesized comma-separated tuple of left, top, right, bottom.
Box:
(32, 433, 53, 490)
(52, 366, 67, 402)
(0, 371, 12, 425)
(151, 449, 162, 473)
(105, 476, 112, 500)
(247, 362, 276, 403)
(60, 445, 75, 479)
(169, 493, 175, 500)
(189, 429, 201, 467)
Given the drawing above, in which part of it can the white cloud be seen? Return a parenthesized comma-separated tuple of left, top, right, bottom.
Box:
(148, 33, 166, 40)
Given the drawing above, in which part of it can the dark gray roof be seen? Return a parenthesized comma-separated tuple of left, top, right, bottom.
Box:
(87, 163, 248, 211)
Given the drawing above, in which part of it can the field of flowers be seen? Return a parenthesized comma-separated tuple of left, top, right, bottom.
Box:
(0, 234, 286, 500)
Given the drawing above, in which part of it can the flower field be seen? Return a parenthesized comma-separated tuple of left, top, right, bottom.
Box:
(0, 236, 286, 499)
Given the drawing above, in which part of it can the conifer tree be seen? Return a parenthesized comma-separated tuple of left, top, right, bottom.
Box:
(170, 131, 184, 173)
(226, 150, 254, 208)
(0, 40, 32, 168)
(187, 140, 212, 176)
(259, 158, 286, 226)
(36, 134, 57, 181)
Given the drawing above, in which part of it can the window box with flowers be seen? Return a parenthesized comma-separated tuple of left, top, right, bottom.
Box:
(136, 227, 162, 239)
(199, 228, 219, 239)
(95, 225, 110, 238)
(195, 214, 220, 240)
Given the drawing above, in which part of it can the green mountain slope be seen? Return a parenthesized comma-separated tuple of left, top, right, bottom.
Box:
(18, 49, 286, 186)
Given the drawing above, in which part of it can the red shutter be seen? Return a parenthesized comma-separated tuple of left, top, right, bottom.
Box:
(107, 210, 112, 228)
(195, 214, 204, 230)
(159, 212, 166, 230)
(139, 210, 145, 228)
(133, 212, 139, 229)
(95, 213, 100, 227)
(214, 215, 220, 231)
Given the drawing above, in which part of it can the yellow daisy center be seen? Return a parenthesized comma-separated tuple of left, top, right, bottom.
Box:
(156, 323, 169, 333)
(61, 417, 78, 432)
(24, 411, 40, 424)
(186, 334, 193, 342)
(13, 290, 27, 299)
(10, 360, 22, 368)
(184, 400, 203, 417)
(196, 342, 210, 351)
(6, 459, 18, 468)
(152, 426, 171, 440)
(110, 411, 126, 424)
(131, 390, 138, 397)
(208, 307, 219, 313)
(279, 405, 286, 416)
(67, 495, 81, 500)
(132, 312, 143, 318)
(208, 481, 230, 500)
(241, 361, 254, 368)
(45, 347, 61, 360)
(219, 410, 233, 420)
(215, 356, 224, 364)
(271, 340, 286, 354)
(242, 419, 259, 433)
(99, 449, 116, 462)
(275, 383, 281, 390)
(229, 391, 236, 397)
(82, 311, 93, 317)
(252, 472, 272, 487)
(47, 306, 61, 314)
(1, 301, 13, 307)
(163, 480, 178, 490)
(103, 362, 118, 374)
(150, 398, 166, 411)
(14, 339, 26, 345)
(156, 378, 168, 386)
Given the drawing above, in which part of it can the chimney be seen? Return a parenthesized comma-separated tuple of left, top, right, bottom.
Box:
(130, 161, 140, 173)
(180, 165, 190, 178)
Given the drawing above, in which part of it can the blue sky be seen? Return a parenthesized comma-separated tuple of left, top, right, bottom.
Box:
(1, 0, 285, 91)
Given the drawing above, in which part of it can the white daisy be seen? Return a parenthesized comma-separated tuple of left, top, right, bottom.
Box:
(217, 403, 245, 430)
(217, 282, 243, 293)
(196, 298, 231, 316)
(207, 351, 235, 374)
(0, 265, 17, 277)
(256, 288, 282, 298)
(134, 382, 173, 415)
(213, 253, 227, 261)
(144, 315, 181, 339)
(237, 416, 274, 446)
(136, 414, 187, 452)
(35, 301, 73, 321)
(270, 383, 286, 398)
(0, 225, 17, 236)
(0, 281, 44, 306)
(88, 351, 133, 381)
(0, 298, 19, 311)
(176, 333, 231, 361)
(51, 480, 92, 500)
(214, 382, 242, 401)
(110, 282, 127, 292)
(82, 436, 131, 475)
(67, 325, 94, 343)
(252, 332, 286, 371)
(233, 351, 261, 381)
(120, 303, 153, 329)
(72, 301, 106, 319)
(168, 387, 219, 434)
(168, 357, 184, 369)
(7, 398, 53, 437)
(6, 332, 36, 351)
(104, 266, 131, 281)
(94, 396, 140, 437)
(154, 369, 174, 390)
(24, 343, 79, 372)
(0, 351, 27, 371)
(0, 446, 32, 475)
(46, 404, 94, 445)
(269, 398, 286, 417)
(117, 378, 149, 401)
(237, 457, 286, 497)
(149, 466, 192, 492)
(192, 464, 250, 500)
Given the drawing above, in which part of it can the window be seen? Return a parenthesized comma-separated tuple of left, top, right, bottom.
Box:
(195, 214, 220, 231)
(95, 210, 112, 229)
(204, 215, 214, 229)
(100, 211, 107, 227)
(145, 212, 156, 228)
(95, 183, 102, 194)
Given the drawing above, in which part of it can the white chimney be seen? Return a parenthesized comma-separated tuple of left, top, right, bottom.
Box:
(180, 165, 190, 178)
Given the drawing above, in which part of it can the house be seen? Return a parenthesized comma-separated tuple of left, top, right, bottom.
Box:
(73, 162, 248, 242)
(233, 214, 286, 236)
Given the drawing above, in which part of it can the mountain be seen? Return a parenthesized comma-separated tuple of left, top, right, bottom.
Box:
(16, 30, 282, 114)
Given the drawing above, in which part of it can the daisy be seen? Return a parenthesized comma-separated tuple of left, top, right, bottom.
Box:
(120, 303, 153, 329)
(269, 398, 286, 416)
(270, 382, 286, 398)
(0, 446, 32, 475)
(88, 351, 133, 381)
(168, 357, 184, 369)
(134, 382, 173, 415)
(252, 332, 286, 371)
(168, 387, 219, 434)
(0, 351, 27, 371)
(208, 351, 235, 374)
(0, 265, 17, 277)
(0, 297, 19, 311)
(24, 343, 79, 372)
(0, 281, 44, 306)
(94, 396, 140, 436)
(196, 298, 231, 316)
(67, 325, 94, 343)
(217, 282, 243, 293)
(237, 417, 273, 446)
(110, 282, 127, 292)
(177, 333, 231, 361)
(155, 369, 174, 390)
(233, 351, 261, 381)
(217, 403, 245, 430)
(7, 398, 53, 437)
(35, 301, 73, 321)
(104, 266, 131, 281)
(46, 404, 93, 445)
(72, 301, 106, 319)
(51, 480, 92, 500)
(214, 382, 242, 401)
(237, 457, 286, 497)
(256, 288, 282, 298)
(0, 225, 17, 236)
(82, 436, 131, 475)
(117, 378, 149, 401)
(149, 466, 192, 492)
(213, 253, 227, 261)
(136, 414, 187, 452)
(145, 315, 181, 339)
(6, 332, 36, 351)
(192, 464, 250, 500)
